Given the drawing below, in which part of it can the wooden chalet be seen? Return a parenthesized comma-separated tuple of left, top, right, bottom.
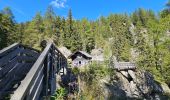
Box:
(68, 51, 92, 67)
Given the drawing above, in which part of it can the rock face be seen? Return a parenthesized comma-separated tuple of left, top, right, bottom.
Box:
(102, 70, 170, 100)
(58, 46, 72, 58)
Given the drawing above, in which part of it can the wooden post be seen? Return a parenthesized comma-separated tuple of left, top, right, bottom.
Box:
(62, 57, 65, 75)
(43, 55, 49, 98)
(50, 45, 56, 95)
(59, 55, 61, 75)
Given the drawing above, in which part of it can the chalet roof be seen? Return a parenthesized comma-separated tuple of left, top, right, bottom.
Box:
(78, 51, 92, 58)
(68, 51, 92, 60)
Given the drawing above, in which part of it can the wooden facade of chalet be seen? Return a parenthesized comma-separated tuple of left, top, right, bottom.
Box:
(69, 51, 92, 67)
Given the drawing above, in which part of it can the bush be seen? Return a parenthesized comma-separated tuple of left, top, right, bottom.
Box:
(51, 88, 67, 100)
(78, 62, 113, 99)
(72, 67, 80, 75)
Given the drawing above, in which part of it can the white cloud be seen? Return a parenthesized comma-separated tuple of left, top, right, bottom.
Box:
(50, 0, 67, 8)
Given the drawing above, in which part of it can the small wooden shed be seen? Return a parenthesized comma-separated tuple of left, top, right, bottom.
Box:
(68, 51, 92, 67)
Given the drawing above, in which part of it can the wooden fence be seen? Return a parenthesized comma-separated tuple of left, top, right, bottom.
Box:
(0, 42, 67, 100)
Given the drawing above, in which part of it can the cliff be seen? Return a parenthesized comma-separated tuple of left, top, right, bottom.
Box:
(101, 69, 170, 100)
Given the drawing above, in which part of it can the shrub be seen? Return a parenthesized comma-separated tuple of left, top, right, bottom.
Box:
(51, 88, 67, 100)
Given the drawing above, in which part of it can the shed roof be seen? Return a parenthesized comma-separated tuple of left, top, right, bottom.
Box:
(79, 51, 92, 58)
(68, 51, 92, 60)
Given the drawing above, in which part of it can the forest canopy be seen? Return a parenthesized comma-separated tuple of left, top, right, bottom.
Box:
(0, 1, 170, 87)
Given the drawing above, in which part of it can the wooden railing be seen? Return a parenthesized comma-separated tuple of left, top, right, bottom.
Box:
(114, 62, 136, 71)
(10, 42, 67, 100)
(0, 42, 67, 100)
(0, 43, 40, 99)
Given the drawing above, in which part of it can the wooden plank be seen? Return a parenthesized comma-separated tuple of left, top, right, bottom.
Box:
(17, 56, 37, 63)
(0, 63, 26, 90)
(50, 76, 56, 95)
(48, 53, 52, 78)
(33, 75, 43, 100)
(26, 66, 44, 100)
(21, 49, 39, 58)
(0, 48, 22, 67)
(17, 63, 34, 76)
(0, 43, 19, 58)
(0, 63, 25, 97)
(43, 57, 49, 97)
(0, 62, 32, 89)
(11, 43, 52, 100)
(14, 63, 33, 78)
(0, 56, 18, 78)
(0, 63, 19, 90)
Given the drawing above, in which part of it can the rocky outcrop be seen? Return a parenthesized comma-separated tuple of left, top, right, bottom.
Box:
(101, 70, 170, 100)
(58, 46, 72, 58)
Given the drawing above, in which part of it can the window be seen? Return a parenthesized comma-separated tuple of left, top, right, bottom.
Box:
(79, 61, 81, 65)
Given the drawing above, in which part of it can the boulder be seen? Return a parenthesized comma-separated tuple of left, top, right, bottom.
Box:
(161, 83, 170, 95)
(129, 81, 140, 98)
(120, 71, 129, 79)
(101, 70, 170, 99)
(128, 70, 136, 81)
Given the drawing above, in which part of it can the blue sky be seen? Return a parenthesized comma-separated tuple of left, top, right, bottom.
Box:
(0, 0, 167, 22)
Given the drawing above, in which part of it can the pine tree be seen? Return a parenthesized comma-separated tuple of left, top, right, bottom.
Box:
(160, 0, 170, 18)
(0, 7, 16, 47)
(65, 9, 74, 50)
(109, 14, 131, 61)
(23, 12, 44, 48)
(44, 6, 56, 37)
(59, 17, 66, 46)
(17, 23, 25, 43)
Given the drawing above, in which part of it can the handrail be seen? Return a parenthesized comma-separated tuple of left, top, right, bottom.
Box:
(0, 43, 19, 57)
(10, 42, 68, 100)
(11, 43, 52, 100)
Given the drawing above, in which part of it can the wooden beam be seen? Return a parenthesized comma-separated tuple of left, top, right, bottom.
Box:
(0, 48, 22, 67)
(20, 49, 39, 58)
(0, 56, 18, 78)
(11, 43, 52, 100)
(26, 66, 44, 100)
(0, 43, 19, 58)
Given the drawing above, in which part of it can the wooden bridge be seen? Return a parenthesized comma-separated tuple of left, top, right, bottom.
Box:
(0, 42, 67, 100)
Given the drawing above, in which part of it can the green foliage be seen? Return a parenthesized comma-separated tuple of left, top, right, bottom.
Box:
(72, 67, 80, 75)
(0, 7, 17, 49)
(108, 14, 132, 61)
(51, 88, 67, 100)
(80, 62, 111, 86)
(0, 3, 170, 94)
(78, 62, 110, 99)
(160, 0, 170, 18)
